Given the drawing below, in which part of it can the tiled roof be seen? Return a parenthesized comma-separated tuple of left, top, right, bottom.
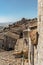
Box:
(0, 33, 4, 40)
(26, 21, 37, 28)
(0, 35, 4, 40)
(4, 31, 19, 39)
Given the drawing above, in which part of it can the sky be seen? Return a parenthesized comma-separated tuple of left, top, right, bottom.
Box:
(0, 0, 37, 23)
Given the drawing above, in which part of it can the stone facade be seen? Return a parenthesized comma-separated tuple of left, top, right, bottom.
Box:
(15, 38, 28, 52)
(38, 0, 43, 65)
(4, 36, 16, 50)
(4, 31, 19, 50)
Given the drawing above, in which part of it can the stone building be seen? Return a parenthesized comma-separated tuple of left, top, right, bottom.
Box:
(4, 31, 19, 50)
(14, 20, 37, 65)
(23, 21, 38, 65)
(38, 0, 43, 65)
(0, 32, 4, 49)
(0, 35, 4, 49)
(13, 29, 29, 65)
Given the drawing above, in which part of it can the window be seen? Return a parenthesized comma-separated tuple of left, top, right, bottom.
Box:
(20, 32, 23, 38)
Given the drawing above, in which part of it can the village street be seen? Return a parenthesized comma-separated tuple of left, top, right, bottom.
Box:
(0, 50, 16, 65)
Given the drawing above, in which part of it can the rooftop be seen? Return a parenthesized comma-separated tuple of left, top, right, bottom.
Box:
(4, 31, 19, 39)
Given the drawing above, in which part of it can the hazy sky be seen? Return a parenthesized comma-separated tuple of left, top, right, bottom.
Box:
(0, 0, 37, 23)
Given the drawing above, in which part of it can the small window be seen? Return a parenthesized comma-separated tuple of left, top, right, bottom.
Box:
(20, 32, 23, 38)
(2, 44, 4, 47)
(30, 26, 37, 30)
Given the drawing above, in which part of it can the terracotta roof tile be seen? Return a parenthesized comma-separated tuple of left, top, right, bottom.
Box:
(5, 31, 19, 39)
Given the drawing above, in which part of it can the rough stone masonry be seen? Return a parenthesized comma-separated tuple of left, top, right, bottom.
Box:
(38, 0, 43, 65)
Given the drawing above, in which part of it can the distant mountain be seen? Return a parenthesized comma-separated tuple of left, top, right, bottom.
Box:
(0, 26, 3, 29)
(0, 22, 14, 27)
(0, 18, 37, 32)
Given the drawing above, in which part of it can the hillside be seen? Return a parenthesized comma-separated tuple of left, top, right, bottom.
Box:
(3, 18, 37, 33)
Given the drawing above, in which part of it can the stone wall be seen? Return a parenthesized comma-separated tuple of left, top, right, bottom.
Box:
(38, 0, 43, 65)
(15, 38, 28, 52)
